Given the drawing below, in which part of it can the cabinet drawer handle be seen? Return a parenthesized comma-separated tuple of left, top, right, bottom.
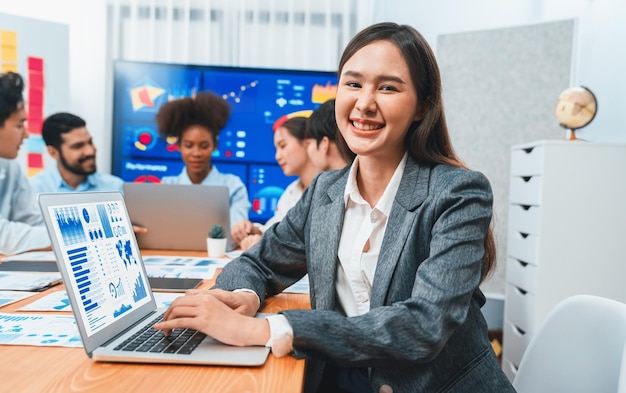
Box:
(522, 147, 534, 154)
(514, 259, 529, 268)
(512, 325, 526, 335)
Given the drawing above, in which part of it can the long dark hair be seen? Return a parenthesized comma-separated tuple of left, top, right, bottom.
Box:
(338, 22, 496, 281)
(0, 72, 24, 127)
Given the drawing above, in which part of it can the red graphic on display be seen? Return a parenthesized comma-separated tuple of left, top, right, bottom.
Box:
(134, 175, 162, 183)
(139, 133, 152, 145)
(138, 89, 152, 106)
(130, 84, 165, 111)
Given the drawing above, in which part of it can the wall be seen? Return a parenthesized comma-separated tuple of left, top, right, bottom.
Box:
(374, 0, 626, 144)
(438, 21, 575, 294)
(0, 0, 111, 172)
(0, 12, 69, 174)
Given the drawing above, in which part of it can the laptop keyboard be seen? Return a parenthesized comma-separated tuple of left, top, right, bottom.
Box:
(114, 314, 207, 355)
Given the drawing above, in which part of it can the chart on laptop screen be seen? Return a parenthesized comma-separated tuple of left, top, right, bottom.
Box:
(47, 201, 151, 337)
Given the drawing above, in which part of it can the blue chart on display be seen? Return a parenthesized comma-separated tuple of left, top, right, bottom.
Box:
(54, 206, 86, 246)
(111, 61, 338, 223)
(47, 199, 151, 337)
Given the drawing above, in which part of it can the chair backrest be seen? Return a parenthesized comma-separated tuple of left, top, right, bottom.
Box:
(513, 294, 626, 393)
(619, 339, 626, 393)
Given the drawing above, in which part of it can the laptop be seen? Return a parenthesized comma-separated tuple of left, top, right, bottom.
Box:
(38, 191, 269, 366)
(123, 183, 231, 251)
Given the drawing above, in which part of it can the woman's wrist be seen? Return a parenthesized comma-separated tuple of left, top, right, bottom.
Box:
(242, 315, 271, 347)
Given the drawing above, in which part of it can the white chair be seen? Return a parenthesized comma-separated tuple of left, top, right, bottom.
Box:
(513, 294, 626, 393)
(619, 339, 626, 393)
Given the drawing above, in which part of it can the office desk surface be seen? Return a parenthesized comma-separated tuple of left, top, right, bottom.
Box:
(1, 249, 310, 393)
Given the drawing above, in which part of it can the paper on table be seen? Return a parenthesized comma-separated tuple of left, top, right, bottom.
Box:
(142, 255, 230, 268)
(0, 313, 82, 347)
(144, 264, 217, 279)
(0, 272, 62, 291)
(153, 292, 184, 308)
(142, 255, 224, 279)
(0, 291, 39, 308)
(18, 291, 71, 311)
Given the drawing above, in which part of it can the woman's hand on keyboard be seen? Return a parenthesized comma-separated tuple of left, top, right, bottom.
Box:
(153, 291, 270, 347)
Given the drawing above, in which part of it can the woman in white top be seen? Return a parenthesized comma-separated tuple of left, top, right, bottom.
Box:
(155, 22, 514, 393)
(231, 116, 318, 250)
(156, 91, 251, 227)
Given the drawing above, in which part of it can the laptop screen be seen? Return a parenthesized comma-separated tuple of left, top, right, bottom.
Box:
(44, 198, 152, 337)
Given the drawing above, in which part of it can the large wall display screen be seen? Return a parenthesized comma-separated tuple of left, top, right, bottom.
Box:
(112, 61, 337, 223)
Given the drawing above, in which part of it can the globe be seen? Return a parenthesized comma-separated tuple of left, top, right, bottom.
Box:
(554, 86, 597, 139)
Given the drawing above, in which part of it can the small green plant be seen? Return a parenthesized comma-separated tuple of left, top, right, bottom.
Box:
(209, 224, 226, 239)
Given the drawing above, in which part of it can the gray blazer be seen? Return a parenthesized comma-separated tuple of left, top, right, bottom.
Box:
(215, 157, 515, 393)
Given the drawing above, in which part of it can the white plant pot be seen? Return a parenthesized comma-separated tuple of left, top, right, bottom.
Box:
(207, 238, 227, 258)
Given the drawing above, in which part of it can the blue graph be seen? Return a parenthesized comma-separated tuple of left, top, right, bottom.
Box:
(82, 207, 90, 223)
(132, 274, 147, 302)
(96, 204, 114, 238)
(113, 303, 132, 318)
(108, 277, 125, 298)
(54, 207, 86, 246)
(54, 298, 71, 311)
(67, 246, 99, 313)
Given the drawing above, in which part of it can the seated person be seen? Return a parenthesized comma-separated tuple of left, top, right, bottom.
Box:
(30, 112, 124, 193)
(231, 116, 318, 251)
(305, 98, 356, 171)
(156, 91, 250, 227)
(154, 22, 514, 393)
(0, 72, 50, 254)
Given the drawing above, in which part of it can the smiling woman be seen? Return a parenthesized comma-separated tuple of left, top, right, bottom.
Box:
(156, 91, 251, 227)
(153, 22, 513, 393)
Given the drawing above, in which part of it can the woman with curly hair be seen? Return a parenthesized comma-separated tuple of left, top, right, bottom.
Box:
(156, 91, 251, 226)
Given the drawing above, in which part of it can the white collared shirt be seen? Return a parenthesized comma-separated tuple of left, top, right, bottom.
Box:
(335, 153, 406, 316)
(265, 153, 408, 356)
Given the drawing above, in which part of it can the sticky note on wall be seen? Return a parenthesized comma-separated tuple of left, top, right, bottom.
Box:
(0, 30, 18, 73)
(27, 56, 46, 175)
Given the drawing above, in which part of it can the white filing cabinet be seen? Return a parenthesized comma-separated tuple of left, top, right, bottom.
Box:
(502, 140, 626, 382)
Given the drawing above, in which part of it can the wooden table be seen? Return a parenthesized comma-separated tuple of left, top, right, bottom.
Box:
(1, 250, 310, 393)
